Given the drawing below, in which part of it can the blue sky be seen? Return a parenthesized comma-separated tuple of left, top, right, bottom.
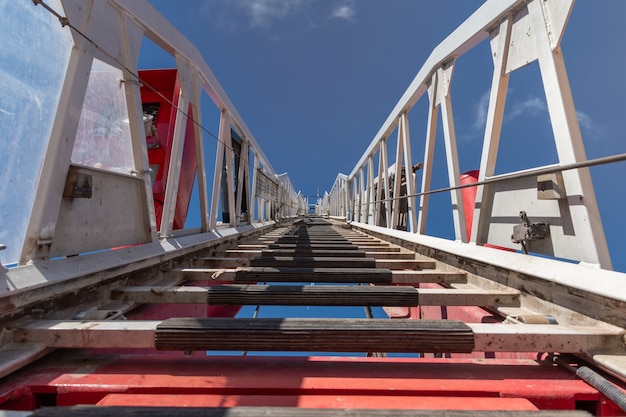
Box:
(143, 0, 626, 272)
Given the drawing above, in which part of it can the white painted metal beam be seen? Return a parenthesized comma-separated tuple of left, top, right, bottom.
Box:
(417, 79, 438, 235)
(13, 320, 623, 354)
(470, 16, 512, 245)
(19, 48, 93, 264)
(159, 57, 192, 237)
(112, 0, 278, 177)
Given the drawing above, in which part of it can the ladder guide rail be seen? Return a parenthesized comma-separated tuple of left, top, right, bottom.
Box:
(321, 0, 613, 270)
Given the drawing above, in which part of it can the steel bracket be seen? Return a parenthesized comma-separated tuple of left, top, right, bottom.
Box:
(511, 211, 550, 244)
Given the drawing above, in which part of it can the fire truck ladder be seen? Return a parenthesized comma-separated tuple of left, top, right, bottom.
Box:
(1, 0, 626, 415)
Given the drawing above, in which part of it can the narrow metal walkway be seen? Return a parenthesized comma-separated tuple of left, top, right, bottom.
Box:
(13, 218, 620, 357)
(6, 217, 624, 414)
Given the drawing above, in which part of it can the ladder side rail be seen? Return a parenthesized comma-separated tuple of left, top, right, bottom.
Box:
(342, 0, 610, 268)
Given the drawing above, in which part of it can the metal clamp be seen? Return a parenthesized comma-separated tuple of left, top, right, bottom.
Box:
(511, 211, 549, 253)
(511, 211, 550, 244)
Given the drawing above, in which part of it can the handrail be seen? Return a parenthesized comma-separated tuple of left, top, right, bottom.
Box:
(325, 0, 612, 269)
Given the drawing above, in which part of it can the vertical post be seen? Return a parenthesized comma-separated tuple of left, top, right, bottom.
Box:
(437, 63, 467, 242)
(418, 77, 438, 234)
(528, 0, 611, 268)
(249, 152, 259, 223)
(223, 130, 236, 227)
(357, 167, 365, 223)
(20, 49, 93, 264)
(350, 177, 357, 222)
(380, 138, 392, 228)
(160, 58, 192, 238)
(121, 16, 157, 240)
(400, 112, 417, 233)
(209, 110, 229, 230)
(190, 74, 210, 232)
(471, 17, 512, 245)
(392, 118, 404, 230)
(375, 142, 385, 227)
(366, 156, 375, 224)
(235, 138, 250, 226)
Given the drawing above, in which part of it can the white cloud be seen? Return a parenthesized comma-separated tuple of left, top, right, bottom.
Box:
(473, 89, 490, 131)
(576, 110, 593, 131)
(506, 95, 547, 121)
(330, 1, 356, 22)
(202, 0, 356, 31)
(239, 0, 311, 27)
(576, 110, 606, 141)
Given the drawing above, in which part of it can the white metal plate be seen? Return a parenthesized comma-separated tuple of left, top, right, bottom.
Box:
(50, 165, 151, 257)
(485, 175, 583, 261)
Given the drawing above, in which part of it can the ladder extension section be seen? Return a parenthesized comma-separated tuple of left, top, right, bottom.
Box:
(10, 219, 625, 357)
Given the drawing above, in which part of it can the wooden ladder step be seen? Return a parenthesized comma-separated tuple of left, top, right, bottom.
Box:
(14, 320, 621, 353)
(111, 285, 420, 306)
(112, 285, 516, 307)
(154, 318, 475, 353)
(27, 405, 594, 416)
(176, 267, 467, 284)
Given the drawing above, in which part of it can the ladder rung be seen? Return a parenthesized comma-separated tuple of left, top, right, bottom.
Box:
(14, 320, 622, 353)
(417, 288, 520, 306)
(364, 251, 417, 260)
(209, 250, 370, 258)
(179, 267, 394, 283)
(176, 267, 467, 284)
(358, 246, 401, 252)
(262, 249, 368, 258)
(375, 259, 436, 269)
(111, 285, 517, 307)
(202, 257, 377, 269)
(268, 237, 351, 243)
(266, 244, 361, 250)
(194, 257, 435, 270)
(154, 318, 475, 353)
(111, 285, 420, 306)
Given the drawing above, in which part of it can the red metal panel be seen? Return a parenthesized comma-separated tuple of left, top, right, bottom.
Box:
(0, 355, 605, 412)
(139, 69, 197, 231)
(96, 393, 539, 410)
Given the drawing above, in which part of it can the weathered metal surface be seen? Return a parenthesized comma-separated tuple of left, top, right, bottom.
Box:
(13, 318, 623, 355)
(177, 267, 466, 284)
(2, 0, 626, 413)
